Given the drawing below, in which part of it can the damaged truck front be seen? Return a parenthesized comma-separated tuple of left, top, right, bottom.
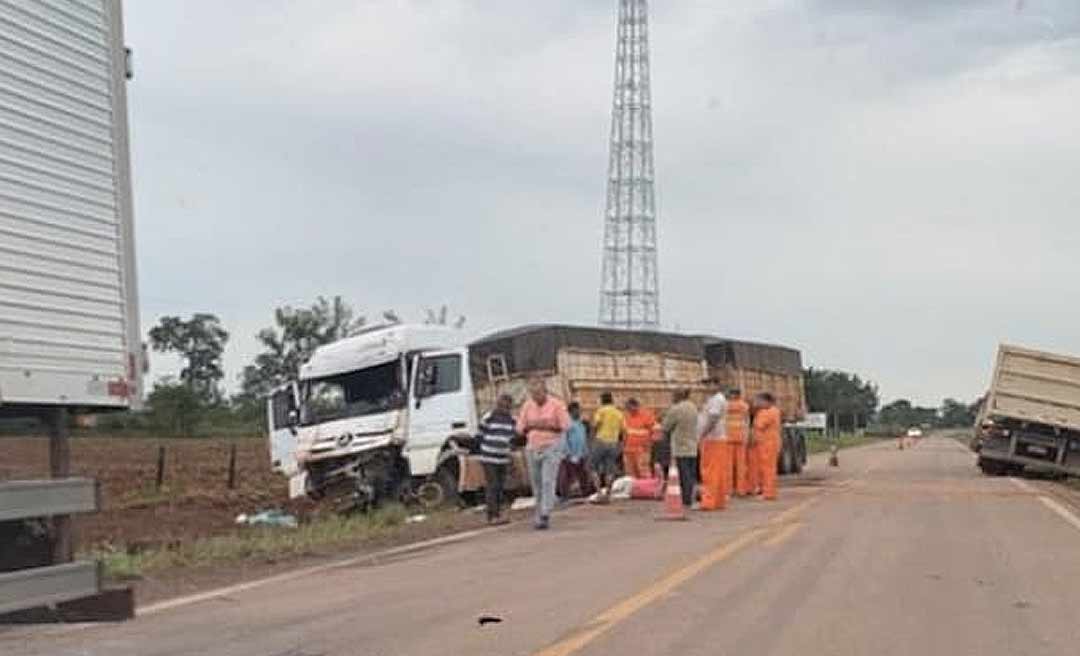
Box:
(268, 325, 479, 510)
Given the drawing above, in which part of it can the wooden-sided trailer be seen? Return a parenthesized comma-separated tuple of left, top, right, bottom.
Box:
(467, 325, 809, 477)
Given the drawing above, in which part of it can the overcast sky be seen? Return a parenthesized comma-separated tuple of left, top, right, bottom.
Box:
(125, 0, 1080, 406)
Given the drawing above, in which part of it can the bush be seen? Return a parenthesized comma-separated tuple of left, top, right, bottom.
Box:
(146, 382, 204, 436)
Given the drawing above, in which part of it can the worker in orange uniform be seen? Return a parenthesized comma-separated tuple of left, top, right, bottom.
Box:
(724, 389, 751, 497)
(750, 392, 782, 501)
(746, 441, 761, 496)
(697, 390, 729, 510)
(622, 398, 657, 479)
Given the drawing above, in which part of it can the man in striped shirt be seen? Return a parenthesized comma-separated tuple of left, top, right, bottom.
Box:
(478, 393, 516, 524)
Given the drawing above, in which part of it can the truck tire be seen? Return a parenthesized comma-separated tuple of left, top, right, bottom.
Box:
(417, 461, 460, 509)
(779, 444, 794, 475)
(789, 430, 806, 474)
(977, 457, 1008, 476)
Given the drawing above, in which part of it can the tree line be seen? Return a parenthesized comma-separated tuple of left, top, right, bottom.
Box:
(804, 367, 982, 433)
(107, 297, 462, 436)
(114, 302, 980, 437)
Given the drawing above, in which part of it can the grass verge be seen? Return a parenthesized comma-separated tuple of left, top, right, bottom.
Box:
(86, 504, 464, 581)
(806, 433, 878, 454)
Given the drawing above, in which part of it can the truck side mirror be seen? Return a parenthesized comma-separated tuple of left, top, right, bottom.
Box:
(415, 365, 436, 408)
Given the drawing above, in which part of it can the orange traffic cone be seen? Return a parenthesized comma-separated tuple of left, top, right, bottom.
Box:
(656, 463, 687, 521)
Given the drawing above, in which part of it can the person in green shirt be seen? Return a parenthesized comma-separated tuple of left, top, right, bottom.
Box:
(661, 389, 700, 508)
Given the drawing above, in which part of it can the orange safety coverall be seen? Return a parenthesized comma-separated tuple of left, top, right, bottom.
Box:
(752, 405, 782, 500)
(746, 445, 761, 495)
(698, 394, 729, 511)
(623, 410, 657, 479)
(723, 399, 751, 496)
(699, 437, 728, 510)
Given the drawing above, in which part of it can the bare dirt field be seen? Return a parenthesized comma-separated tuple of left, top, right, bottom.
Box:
(1, 434, 304, 548)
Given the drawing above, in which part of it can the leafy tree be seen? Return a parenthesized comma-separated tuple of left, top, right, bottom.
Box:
(240, 296, 366, 397)
(939, 398, 977, 428)
(148, 314, 229, 401)
(804, 368, 880, 432)
(878, 399, 938, 428)
(424, 305, 466, 329)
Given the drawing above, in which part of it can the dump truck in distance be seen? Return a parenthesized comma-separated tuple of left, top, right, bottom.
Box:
(976, 344, 1080, 477)
(270, 324, 809, 509)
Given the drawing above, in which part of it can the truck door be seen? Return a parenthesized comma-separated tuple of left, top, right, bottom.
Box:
(407, 348, 475, 476)
(267, 382, 300, 476)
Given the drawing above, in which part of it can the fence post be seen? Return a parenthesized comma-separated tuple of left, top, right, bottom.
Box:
(155, 446, 166, 490)
(227, 443, 237, 490)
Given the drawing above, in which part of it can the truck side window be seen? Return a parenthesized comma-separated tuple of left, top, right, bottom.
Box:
(421, 354, 462, 396)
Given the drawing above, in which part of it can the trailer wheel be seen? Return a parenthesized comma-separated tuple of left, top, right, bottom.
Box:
(779, 444, 794, 475)
(789, 431, 806, 474)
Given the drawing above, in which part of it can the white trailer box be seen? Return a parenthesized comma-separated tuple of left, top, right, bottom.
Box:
(0, 0, 141, 411)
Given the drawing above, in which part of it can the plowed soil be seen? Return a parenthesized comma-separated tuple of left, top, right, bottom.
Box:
(1, 435, 310, 549)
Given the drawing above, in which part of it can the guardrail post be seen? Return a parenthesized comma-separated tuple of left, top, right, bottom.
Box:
(45, 408, 73, 564)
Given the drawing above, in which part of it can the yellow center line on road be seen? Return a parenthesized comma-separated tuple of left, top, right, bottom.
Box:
(763, 521, 804, 547)
(532, 495, 820, 656)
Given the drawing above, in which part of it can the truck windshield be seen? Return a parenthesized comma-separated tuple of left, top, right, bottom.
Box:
(300, 360, 404, 425)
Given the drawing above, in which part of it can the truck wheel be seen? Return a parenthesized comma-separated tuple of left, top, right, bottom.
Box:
(790, 447, 804, 474)
(977, 458, 1007, 476)
(779, 445, 793, 475)
(789, 431, 805, 474)
(417, 462, 460, 509)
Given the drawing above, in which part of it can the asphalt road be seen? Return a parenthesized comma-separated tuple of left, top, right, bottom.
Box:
(7, 435, 1080, 656)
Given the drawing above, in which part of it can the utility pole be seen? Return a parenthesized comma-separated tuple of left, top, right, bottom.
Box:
(599, 0, 660, 330)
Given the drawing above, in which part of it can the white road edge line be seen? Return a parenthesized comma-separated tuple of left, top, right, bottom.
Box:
(1008, 476, 1080, 534)
(1036, 496, 1080, 534)
(139, 525, 498, 616)
(1008, 477, 1037, 494)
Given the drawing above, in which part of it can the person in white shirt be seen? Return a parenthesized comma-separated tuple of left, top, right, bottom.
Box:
(697, 391, 729, 511)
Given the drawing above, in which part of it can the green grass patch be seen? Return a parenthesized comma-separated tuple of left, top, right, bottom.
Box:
(806, 433, 878, 454)
(86, 504, 465, 581)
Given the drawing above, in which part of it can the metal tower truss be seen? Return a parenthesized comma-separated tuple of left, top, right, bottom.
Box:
(599, 0, 660, 330)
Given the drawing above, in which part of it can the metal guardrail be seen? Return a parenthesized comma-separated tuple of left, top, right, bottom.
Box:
(0, 478, 99, 522)
(0, 562, 102, 616)
(1, 478, 102, 618)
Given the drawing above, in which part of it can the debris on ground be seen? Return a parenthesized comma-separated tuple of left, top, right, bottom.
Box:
(510, 497, 536, 511)
(235, 510, 298, 528)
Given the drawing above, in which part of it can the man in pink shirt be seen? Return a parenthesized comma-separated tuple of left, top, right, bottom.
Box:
(515, 377, 570, 530)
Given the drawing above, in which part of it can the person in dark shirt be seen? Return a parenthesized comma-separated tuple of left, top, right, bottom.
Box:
(478, 394, 516, 524)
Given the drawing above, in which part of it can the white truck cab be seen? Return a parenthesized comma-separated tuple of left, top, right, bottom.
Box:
(268, 324, 478, 508)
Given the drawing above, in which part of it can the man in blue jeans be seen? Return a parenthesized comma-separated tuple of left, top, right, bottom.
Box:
(515, 378, 569, 530)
